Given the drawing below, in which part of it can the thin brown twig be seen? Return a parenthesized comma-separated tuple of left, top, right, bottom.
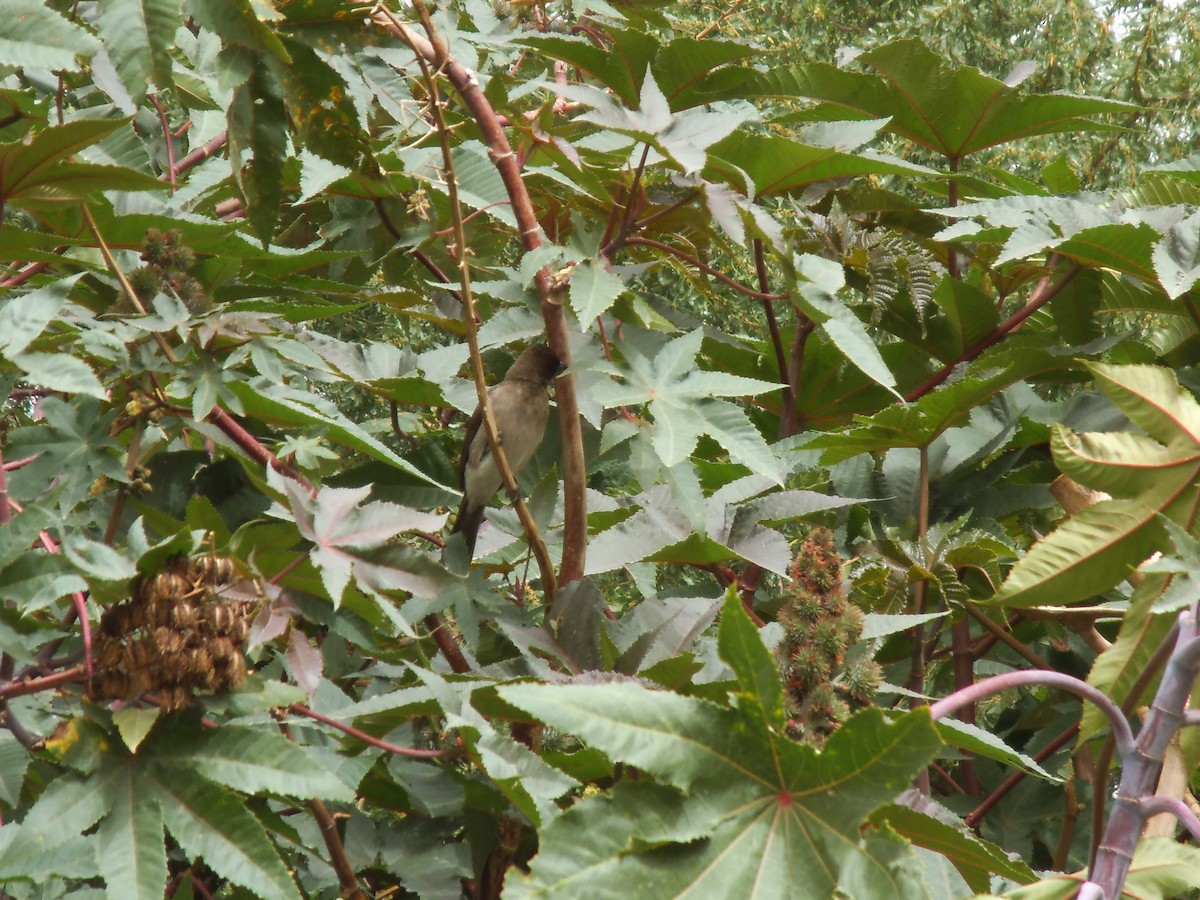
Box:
(288, 703, 453, 758)
(395, 2, 558, 604)
(372, 3, 589, 586)
(625, 236, 785, 300)
(0, 665, 86, 700)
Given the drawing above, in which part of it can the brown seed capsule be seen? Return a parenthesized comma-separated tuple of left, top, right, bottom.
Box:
(191, 555, 235, 587)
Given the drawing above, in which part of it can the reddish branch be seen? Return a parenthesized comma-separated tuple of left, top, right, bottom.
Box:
(289, 702, 454, 757)
(0, 665, 86, 700)
(373, 9, 589, 585)
(905, 262, 1081, 401)
(964, 722, 1080, 829)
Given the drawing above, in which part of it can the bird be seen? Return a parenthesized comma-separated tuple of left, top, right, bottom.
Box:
(451, 344, 564, 556)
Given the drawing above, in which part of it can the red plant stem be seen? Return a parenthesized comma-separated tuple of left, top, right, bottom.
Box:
(173, 129, 227, 180)
(309, 798, 366, 900)
(754, 240, 792, 436)
(423, 613, 471, 674)
(205, 408, 316, 498)
(374, 9, 588, 586)
(904, 263, 1080, 401)
(963, 722, 1079, 829)
(149, 94, 177, 188)
(0, 665, 86, 700)
(5, 495, 93, 676)
(288, 703, 453, 758)
(0, 447, 10, 527)
(624, 236, 785, 301)
(1, 453, 40, 471)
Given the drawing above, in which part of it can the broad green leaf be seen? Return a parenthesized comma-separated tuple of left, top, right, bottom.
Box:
(1153, 209, 1200, 299)
(227, 53, 287, 245)
(793, 253, 900, 398)
(990, 499, 1165, 608)
(149, 767, 300, 900)
(935, 719, 1059, 782)
(1080, 573, 1174, 743)
(0, 119, 162, 207)
(226, 379, 450, 489)
(184, 0, 289, 61)
(0, 0, 99, 71)
(570, 258, 626, 322)
(592, 330, 783, 481)
(281, 481, 451, 608)
(111, 707, 162, 753)
(736, 38, 1135, 159)
(7, 350, 105, 398)
(153, 726, 353, 800)
(95, 0, 181, 101)
(1052, 427, 1200, 498)
(707, 130, 934, 196)
(0, 275, 80, 356)
(279, 38, 370, 168)
(871, 804, 1036, 893)
(1087, 362, 1200, 453)
(95, 765, 168, 900)
(717, 589, 784, 729)
(1004, 837, 1200, 900)
(500, 679, 941, 900)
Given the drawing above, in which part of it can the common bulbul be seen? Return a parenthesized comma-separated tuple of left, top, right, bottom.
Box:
(451, 344, 563, 555)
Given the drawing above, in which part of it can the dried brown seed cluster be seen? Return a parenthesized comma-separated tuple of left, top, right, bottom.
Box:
(91, 554, 251, 710)
(777, 527, 882, 745)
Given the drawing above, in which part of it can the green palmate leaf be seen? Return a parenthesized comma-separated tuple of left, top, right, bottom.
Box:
(707, 129, 934, 197)
(227, 52, 288, 245)
(935, 719, 1059, 782)
(278, 38, 371, 168)
(870, 805, 1036, 893)
(995, 362, 1200, 608)
(0, 765, 116, 877)
(1087, 363, 1200, 445)
(0, 0, 99, 71)
(152, 726, 354, 800)
(569, 257, 626, 322)
(148, 767, 300, 900)
(95, 764, 168, 900)
(736, 38, 1135, 159)
(185, 0, 290, 61)
(0, 274, 82, 356)
(1051, 427, 1200, 498)
(1004, 838, 1200, 900)
(94, 0, 181, 101)
(226, 379, 449, 489)
(413, 667, 576, 827)
(500, 677, 941, 899)
(0, 119, 164, 206)
(990, 499, 1165, 608)
(717, 589, 784, 729)
(792, 253, 900, 398)
(280, 481, 450, 608)
(1153, 209, 1200, 299)
(592, 329, 783, 481)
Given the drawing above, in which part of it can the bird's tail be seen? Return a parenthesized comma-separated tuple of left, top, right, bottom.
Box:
(450, 499, 484, 556)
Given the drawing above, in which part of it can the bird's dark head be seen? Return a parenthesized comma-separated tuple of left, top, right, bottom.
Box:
(508, 344, 564, 385)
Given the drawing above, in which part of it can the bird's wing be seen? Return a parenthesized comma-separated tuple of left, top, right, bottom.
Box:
(458, 406, 484, 491)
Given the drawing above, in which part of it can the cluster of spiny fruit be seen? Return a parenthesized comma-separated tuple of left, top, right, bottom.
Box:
(776, 527, 882, 744)
(91, 554, 251, 710)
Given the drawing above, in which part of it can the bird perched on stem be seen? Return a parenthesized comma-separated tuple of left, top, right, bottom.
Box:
(452, 344, 563, 556)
